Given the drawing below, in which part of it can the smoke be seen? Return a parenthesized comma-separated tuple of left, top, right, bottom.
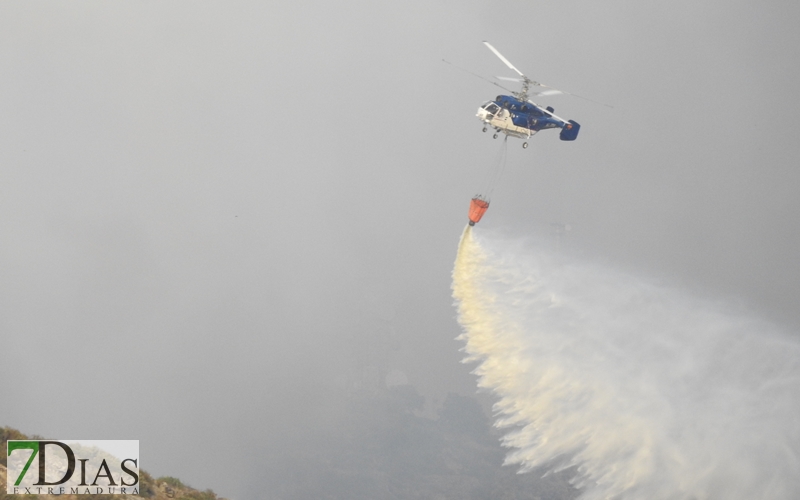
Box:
(452, 227, 800, 500)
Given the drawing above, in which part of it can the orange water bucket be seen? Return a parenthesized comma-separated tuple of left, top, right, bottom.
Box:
(468, 197, 490, 226)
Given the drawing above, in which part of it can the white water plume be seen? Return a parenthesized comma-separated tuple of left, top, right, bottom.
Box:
(452, 227, 800, 500)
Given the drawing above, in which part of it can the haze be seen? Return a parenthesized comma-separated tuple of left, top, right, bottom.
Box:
(1, 1, 799, 498)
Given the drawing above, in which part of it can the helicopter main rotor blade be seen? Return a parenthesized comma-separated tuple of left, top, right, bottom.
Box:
(497, 77, 562, 96)
(538, 84, 614, 108)
(483, 41, 613, 108)
(442, 59, 515, 94)
(483, 41, 525, 77)
(502, 77, 612, 107)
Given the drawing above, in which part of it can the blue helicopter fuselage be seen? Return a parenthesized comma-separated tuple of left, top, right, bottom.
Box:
(476, 95, 579, 141)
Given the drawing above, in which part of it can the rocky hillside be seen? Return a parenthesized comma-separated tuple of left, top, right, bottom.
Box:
(1, 427, 224, 500)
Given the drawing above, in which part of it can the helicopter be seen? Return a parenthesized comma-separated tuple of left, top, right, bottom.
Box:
(469, 41, 602, 149)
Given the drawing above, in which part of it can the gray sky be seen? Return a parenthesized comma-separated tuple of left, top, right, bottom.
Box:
(2, 0, 799, 498)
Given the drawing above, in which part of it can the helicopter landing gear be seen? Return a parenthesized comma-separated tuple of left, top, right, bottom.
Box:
(522, 142, 528, 149)
(493, 133, 498, 139)
(482, 127, 487, 133)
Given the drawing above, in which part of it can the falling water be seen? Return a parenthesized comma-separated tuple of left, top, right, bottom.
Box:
(452, 226, 800, 499)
